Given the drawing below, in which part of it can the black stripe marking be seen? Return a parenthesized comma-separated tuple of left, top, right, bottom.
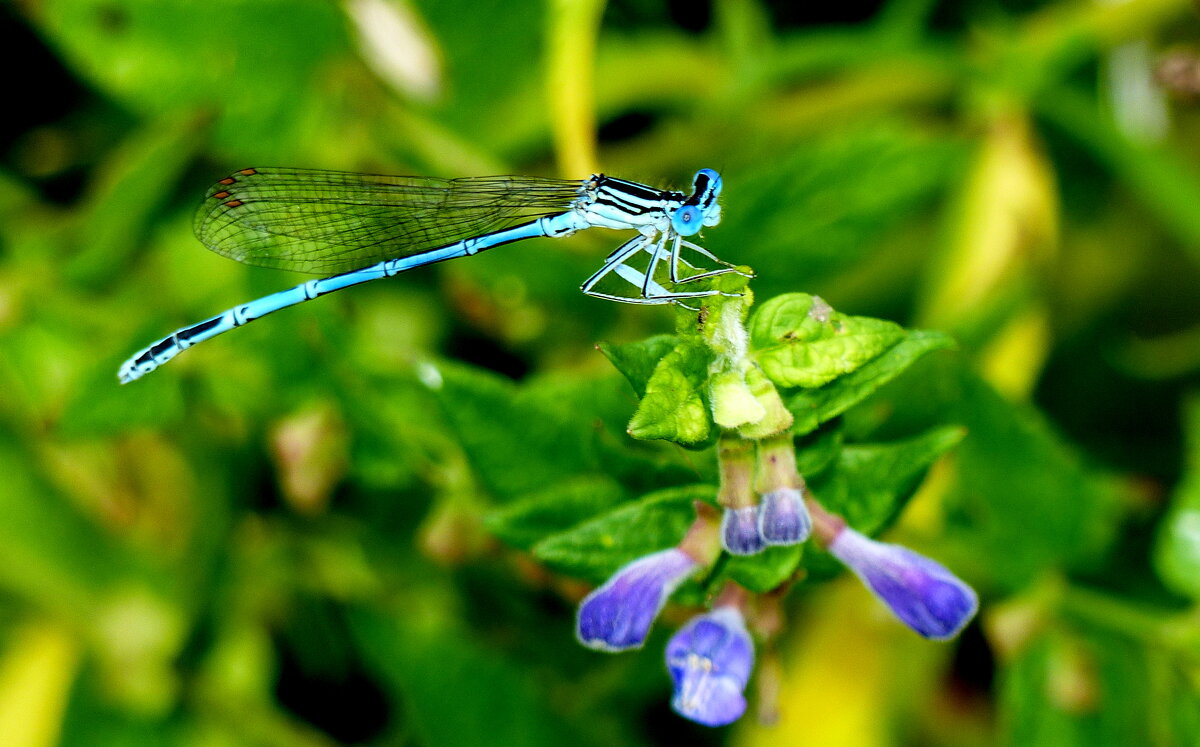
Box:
(183, 316, 224, 338)
(600, 177, 665, 202)
(149, 337, 178, 358)
(595, 194, 654, 216)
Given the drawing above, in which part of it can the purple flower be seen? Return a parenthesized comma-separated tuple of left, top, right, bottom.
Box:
(721, 506, 765, 555)
(577, 548, 698, 652)
(758, 488, 812, 545)
(666, 607, 754, 727)
(828, 528, 978, 640)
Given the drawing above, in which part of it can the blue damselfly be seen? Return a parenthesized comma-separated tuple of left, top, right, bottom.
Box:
(119, 167, 737, 383)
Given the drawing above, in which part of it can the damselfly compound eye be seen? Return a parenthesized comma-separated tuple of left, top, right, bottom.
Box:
(672, 205, 704, 236)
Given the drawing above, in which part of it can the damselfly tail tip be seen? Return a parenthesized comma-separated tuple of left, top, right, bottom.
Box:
(117, 360, 146, 385)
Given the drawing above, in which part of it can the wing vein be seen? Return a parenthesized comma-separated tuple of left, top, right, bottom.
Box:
(193, 167, 585, 274)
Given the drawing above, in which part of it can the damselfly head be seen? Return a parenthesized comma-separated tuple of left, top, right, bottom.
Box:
(672, 169, 723, 236)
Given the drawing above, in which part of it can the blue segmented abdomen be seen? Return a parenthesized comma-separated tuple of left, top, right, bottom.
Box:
(116, 212, 591, 383)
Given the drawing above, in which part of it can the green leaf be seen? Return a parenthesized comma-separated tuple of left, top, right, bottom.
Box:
(813, 425, 965, 533)
(521, 371, 713, 491)
(703, 123, 966, 302)
(787, 329, 955, 435)
(532, 486, 709, 581)
(1153, 396, 1200, 599)
(485, 477, 627, 552)
(794, 423, 844, 479)
(33, 0, 356, 158)
(598, 334, 678, 398)
(725, 545, 803, 593)
(66, 110, 209, 287)
(1036, 86, 1200, 259)
(1166, 662, 1200, 744)
(749, 293, 905, 389)
(1155, 504, 1200, 600)
(431, 362, 596, 502)
(801, 426, 965, 580)
(1000, 631, 1152, 746)
(951, 387, 1121, 587)
(418, 0, 547, 151)
(875, 356, 1122, 587)
(350, 607, 577, 747)
(57, 342, 187, 436)
(592, 403, 719, 496)
(627, 338, 713, 445)
(0, 438, 158, 621)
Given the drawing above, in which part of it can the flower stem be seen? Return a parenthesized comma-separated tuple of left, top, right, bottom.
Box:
(757, 434, 803, 492)
(680, 501, 724, 567)
(804, 498, 846, 546)
(717, 435, 757, 510)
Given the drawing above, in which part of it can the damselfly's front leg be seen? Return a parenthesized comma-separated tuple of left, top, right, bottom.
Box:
(668, 236, 754, 285)
(581, 235, 672, 305)
(583, 233, 747, 305)
(638, 233, 741, 303)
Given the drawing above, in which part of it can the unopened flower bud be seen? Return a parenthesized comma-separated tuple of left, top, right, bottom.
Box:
(577, 548, 699, 651)
(829, 528, 977, 640)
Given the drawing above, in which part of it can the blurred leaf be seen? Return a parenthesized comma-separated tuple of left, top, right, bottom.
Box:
(1165, 662, 1200, 743)
(1000, 631, 1151, 746)
(431, 362, 596, 502)
(566, 373, 716, 493)
(627, 337, 713, 445)
(918, 111, 1058, 331)
(0, 622, 79, 747)
(749, 292, 905, 388)
(269, 401, 349, 516)
(706, 122, 966, 299)
(485, 476, 626, 552)
(416, 0, 547, 153)
(532, 486, 708, 582)
(786, 329, 956, 435)
(344, 0, 441, 102)
(350, 606, 580, 747)
(338, 372, 445, 492)
(57, 690, 176, 746)
(876, 355, 1122, 587)
(1037, 86, 1200, 259)
(794, 423, 843, 479)
(798, 425, 965, 580)
(813, 426, 965, 534)
(0, 438, 142, 617)
(30, 0, 358, 159)
(1153, 396, 1200, 599)
(57, 347, 186, 436)
(949, 378, 1121, 586)
(66, 110, 209, 287)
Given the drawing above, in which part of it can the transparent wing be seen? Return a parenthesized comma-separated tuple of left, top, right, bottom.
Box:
(193, 167, 585, 274)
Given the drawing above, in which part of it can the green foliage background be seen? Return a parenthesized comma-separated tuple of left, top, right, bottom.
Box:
(2, 0, 1200, 744)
